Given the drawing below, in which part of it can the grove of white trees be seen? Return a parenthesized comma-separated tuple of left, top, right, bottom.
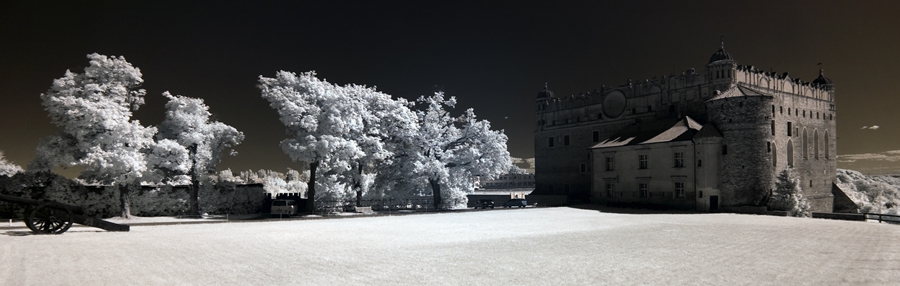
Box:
(30, 54, 244, 218)
(259, 71, 512, 211)
(20, 54, 513, 217)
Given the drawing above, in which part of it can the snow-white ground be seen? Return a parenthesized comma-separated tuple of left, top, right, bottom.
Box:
(2, 207, 899, 285)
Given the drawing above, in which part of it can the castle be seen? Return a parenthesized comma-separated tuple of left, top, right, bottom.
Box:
(533, 43, 836, 212)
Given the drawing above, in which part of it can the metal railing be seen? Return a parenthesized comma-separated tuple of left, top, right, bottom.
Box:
(863, 213, 900, 224)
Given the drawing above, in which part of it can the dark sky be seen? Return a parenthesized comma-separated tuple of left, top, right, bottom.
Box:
(2, 1, 899, 176)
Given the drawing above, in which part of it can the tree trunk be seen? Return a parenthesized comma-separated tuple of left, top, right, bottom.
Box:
(190, 177, 200, 216)
(119, 184, 132, 219)
(188, 144, 200, 217)
(429, 178, 442, 209)
(306, 161, 319, 214)
(354, 163, 363, 207)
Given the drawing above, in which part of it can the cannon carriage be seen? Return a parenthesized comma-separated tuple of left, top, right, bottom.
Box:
(0, 193, 129, 234)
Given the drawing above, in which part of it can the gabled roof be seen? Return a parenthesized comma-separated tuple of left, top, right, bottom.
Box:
(708, 85, 767, 101)
(692, 123, 722, 139)
(592, 116, 703, 149)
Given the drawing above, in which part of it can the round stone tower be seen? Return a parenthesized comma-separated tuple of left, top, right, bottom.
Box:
(706, 87, 776, 208)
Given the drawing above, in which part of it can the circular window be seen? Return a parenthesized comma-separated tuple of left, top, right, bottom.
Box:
(602, 90, 627, 118)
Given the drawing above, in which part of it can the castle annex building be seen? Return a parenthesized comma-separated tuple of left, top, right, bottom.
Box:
(533, 43, 836, 212)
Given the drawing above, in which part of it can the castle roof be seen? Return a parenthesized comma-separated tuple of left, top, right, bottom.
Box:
(692, 124, 723, 139)
(707, 84, 768, 101)
(537, 82, 555, 99)
(708, 42, 734, 64)
(592, 116, 703, 149)
(813, 69, 833, 85)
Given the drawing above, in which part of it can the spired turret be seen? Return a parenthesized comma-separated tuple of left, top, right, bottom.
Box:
(707, 42, 737, 88)
(536, 82, 555, 101)
(813, 69, 834, 91)
(708, 42, 735, 64)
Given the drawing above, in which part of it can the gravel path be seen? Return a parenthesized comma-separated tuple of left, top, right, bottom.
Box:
(2, 207, 898, 285)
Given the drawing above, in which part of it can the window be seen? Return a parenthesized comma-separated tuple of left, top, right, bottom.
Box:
(674, 152, 684, 168)
(639, 154, 649, 169)
(697, 159, 702, 167)
(767, 141, 771, 152)
(772, 105, 775, 116)
(787, 140, 794, 167)
(722, 145, 728, 155)
(592, 131, 600, 143)
(675, 182, 685, 198)
(564, 135, 570, 146)
(787, 122, 792, 136)
(773, 144, 777, 167)
(639, 183, 648, 198)
(771, 120, 775, 136)
(606, 183, 614, 197)
(605, 157, 615, 171)
(580, 163, 586, 173)
(814, 129, 820, 159)
(548, 137, 554, 148)
(699, 191, 703, 198)
(802, 129, 808, 159)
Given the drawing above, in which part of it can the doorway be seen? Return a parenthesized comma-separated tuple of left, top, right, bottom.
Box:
(709, 196, 719, 212)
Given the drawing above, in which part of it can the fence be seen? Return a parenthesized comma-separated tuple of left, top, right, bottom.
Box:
(863, 213, 900, 224)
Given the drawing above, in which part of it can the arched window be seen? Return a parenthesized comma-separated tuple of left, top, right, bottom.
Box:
(787, 140, 794, 167)
(814, 129, 819, 159)
(802, 129, 808, 159)
(773, 144, 777, 167)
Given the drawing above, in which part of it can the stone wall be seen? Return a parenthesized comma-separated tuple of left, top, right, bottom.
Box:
(707, 95, 775, 207)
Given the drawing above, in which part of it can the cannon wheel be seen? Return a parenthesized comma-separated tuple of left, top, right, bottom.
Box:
(25, 203, 73, 234)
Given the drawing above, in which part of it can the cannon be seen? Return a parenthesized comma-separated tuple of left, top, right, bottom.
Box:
(0, 193, 129, 234)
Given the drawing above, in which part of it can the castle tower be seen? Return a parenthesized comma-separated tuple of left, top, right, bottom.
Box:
(706, 86, 776, 208)
(706, 42, 737, 90)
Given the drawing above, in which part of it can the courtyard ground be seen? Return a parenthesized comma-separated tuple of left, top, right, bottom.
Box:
(1, 207, 899, 285)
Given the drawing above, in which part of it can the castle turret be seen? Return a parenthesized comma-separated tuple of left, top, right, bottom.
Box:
(707, 42, 737, 88)
(706, 85, 775, 209)
(813, 69, 834, 91)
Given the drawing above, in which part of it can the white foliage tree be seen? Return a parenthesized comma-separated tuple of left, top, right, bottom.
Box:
(259, 71, 369, 213)
(157, 91, 244, 216)
(0, 150, 24, 177)
(32, 53, 156, 218)
(768, 168, 812, 217)
(411, 93, 512, 208)
(340, 84, 418, 206)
